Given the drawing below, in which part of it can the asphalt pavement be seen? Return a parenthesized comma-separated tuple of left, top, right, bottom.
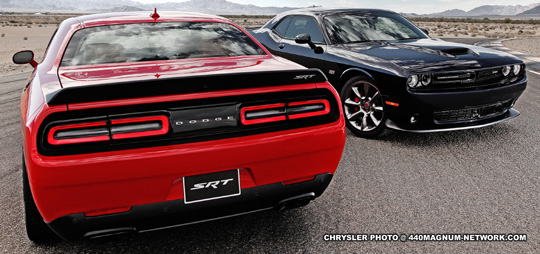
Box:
(1, 41, 540, 253)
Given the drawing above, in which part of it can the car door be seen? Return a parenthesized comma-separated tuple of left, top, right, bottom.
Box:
(271, 16, 327, 72)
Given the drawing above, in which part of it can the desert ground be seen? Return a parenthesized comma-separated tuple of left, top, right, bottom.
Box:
(1, 14, 540, 76)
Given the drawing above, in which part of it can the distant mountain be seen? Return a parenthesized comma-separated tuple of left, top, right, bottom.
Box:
(467, 5, 535, 16)
(0, 0, 140, 11)
(519, 5, 540, 15)
(109, 6, 145, 12)
(433, 9, 468, 17)
(88, 5, 145, 13)
(0, 0, 295, 14)
(430, 3, 540, 17)
(141, 0, 294, 15)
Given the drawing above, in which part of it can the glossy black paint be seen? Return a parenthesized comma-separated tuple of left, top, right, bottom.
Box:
(250, 8, 527, 132)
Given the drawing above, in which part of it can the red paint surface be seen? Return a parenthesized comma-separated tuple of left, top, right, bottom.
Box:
(21, 11, 346, 223)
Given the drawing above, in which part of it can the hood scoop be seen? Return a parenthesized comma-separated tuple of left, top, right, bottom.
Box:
(440, 47, 478, 56)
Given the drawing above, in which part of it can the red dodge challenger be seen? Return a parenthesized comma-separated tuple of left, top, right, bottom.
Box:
(13, 11, 346, 242)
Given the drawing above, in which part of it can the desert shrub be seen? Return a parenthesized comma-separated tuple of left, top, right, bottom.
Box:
(23, 36, 28, 40)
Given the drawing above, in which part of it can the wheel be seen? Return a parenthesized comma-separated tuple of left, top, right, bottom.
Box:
(22, 154, 57, 243)
(340, 76, 386, 138)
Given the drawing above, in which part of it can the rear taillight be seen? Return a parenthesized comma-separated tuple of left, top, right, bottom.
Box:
(48, 121, 109, 145)
(240, 103, 286, 125)
(241, 99, 331, 125)
(46, 115, 170, 145)
(288, 99, 331, 119)
(111, 115, 169, 140)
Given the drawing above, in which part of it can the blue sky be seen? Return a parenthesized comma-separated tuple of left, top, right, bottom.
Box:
(136, 0, 540, 14)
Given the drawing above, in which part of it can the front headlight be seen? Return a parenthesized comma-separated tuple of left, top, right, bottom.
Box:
(407, 75, 419, 88)
(512, 64, 521, 76)
(420, 74, 432, 86)
(502, 66, 511, 77)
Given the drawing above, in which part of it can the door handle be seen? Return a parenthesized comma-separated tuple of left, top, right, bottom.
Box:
(278, 44, 285, 49)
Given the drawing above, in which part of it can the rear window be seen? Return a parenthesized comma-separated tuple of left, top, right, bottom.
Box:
(61, 22, 266, 66)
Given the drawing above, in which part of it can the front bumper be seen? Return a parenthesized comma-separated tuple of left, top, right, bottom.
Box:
(384, 77, 526, 132)
(386, 108, 519, 133)
(47, 173, 333, 241)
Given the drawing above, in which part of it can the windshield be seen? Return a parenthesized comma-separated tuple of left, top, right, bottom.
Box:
(323, 12, 427, 44)
(61, 22, 265, 66)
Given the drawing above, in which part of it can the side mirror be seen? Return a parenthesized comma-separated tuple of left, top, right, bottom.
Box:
(295, 33, 312, 44)
(420, 28, 429, 36)
(294, 34, 324, 54)
(13, 50, 38, 68)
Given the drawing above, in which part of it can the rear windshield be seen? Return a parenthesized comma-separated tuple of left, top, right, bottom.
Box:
(61, 22, 266, 66)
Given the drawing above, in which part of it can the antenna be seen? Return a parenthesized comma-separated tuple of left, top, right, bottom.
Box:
(151, 8, 160, 21)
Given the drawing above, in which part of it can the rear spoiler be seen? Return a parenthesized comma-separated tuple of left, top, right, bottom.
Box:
(47, 69, 327, 105)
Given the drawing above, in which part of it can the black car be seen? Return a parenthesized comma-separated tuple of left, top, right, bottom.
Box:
(251, 8, 527, 138)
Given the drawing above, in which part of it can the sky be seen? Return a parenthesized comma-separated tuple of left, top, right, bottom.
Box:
(135, 0, 540, 14)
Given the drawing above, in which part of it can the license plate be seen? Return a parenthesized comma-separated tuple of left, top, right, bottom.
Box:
(183, 169, 241, 204)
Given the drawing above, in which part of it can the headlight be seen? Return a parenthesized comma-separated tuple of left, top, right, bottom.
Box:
(512, 64, 521, 76)
(502, 66, 511, 77)
(407, 75, 419, 88)
(420, 74, 432, 86)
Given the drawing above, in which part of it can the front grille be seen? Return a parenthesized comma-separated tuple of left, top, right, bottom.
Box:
(433, 99, 514, 124)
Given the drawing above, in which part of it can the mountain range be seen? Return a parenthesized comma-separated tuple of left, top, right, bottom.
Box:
(1, 0, 540, 16)
(431, 3, 540, 17)
(0, 0, 294, 15)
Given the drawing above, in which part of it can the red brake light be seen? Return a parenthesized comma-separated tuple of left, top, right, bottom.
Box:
(240, 99, 331, 125)
(47, 121, 109, 145)
(84, 206, 131, 217)
(111, 115, 170, 140)
(288, 99, 331, 119)
(283, 176, 316, 185)
(240, 103, 287, 125)
(47, 115, 170, 145)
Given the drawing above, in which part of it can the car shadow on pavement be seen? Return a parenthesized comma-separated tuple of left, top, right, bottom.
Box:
(26, 208, 315, 253)
(374, 123, 516, 148)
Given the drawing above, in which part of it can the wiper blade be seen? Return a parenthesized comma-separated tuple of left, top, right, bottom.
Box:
(396, 37, 423, 41)
(345, 40, 371, 44)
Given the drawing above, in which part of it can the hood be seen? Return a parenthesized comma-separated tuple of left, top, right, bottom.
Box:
(58, 55, 303, 88)
(339, 39, 522, 73)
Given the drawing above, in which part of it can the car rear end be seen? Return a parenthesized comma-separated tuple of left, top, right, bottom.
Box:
(21, 12, 345, 241)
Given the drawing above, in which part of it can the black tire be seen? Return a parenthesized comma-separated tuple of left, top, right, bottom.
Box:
(22, 155, 57, 243)
(340, 76, 387, 138)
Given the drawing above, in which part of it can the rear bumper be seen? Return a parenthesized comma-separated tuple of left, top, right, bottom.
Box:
(27, 119, 345, 223)
(47, 173, 333, 241)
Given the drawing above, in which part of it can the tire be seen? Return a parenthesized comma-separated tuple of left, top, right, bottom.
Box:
(340, 76, 386, 138)
(22, 155, 57, 243)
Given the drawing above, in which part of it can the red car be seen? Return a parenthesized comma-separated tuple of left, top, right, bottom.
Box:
(14, 11, 345, 242)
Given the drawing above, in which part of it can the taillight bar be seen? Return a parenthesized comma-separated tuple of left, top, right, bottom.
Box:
(48, 121, 109, 145)
(240, 103, 287, 125)
(240, 99, 331, 125)
(111, 115, 169, 140)
(288, 99, 331, 120)
(46, 115, 170, 145)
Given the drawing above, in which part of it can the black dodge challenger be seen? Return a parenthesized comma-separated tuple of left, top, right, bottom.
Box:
(251, 8, 527, 138)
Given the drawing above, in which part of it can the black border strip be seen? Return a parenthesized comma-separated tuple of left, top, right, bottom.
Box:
(48, 69, 327, 105)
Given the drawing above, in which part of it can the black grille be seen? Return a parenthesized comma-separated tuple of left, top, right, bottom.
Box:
(412, 65, 524, 92)
(433, 99, 514, 124)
